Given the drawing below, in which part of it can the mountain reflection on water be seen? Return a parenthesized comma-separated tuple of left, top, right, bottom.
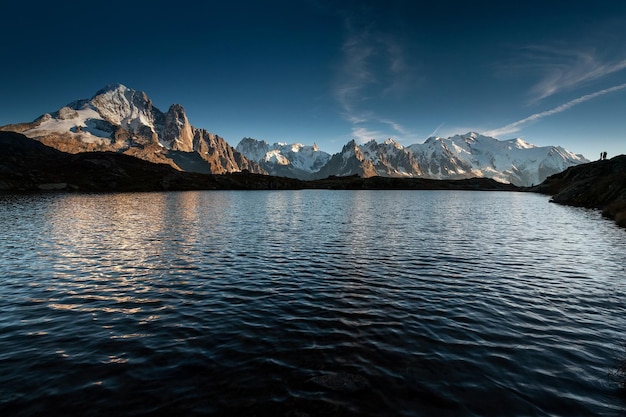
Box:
(1, 190, 625, 417)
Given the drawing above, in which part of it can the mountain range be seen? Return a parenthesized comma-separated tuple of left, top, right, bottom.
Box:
(1, 84, 588, 186)
(237, 133, 588, 186)
(0, 84, 264, 175)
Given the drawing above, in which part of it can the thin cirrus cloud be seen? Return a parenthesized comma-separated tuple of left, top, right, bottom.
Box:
(333, 22, 417, 144)
(485, 82, 626, 137)
(350, 119, 416, 144)
(334, 29, 375, 121)
(484, 45, 626, 137)
(351, 126, 384, 144)
(519, 46, 626, 103)
(427, 122, 446, 138)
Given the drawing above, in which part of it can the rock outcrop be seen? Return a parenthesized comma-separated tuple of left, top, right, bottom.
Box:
(532, 155, 626, 227)
(0, 84, 265, 175)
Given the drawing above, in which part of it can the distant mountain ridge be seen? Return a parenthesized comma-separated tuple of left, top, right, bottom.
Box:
(237, 132, 588, 186)
(0, 84, 264, 175)
(0, 84, 588, 186)
(236, 138, 331, 179)
(0, 131, 520, 193)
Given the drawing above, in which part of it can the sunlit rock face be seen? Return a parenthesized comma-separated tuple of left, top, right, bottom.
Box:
(1, 85, 586, 184)
(0, 84, 264, 175)
(162, 104, 194, 152)
(238, 132, 588, 186)
(236, 137, 331, 180)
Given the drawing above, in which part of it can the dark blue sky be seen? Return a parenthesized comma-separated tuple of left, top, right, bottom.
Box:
(2, 0, 625, 159)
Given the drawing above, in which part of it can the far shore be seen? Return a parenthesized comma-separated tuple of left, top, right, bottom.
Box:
(2, 130, 624, 228)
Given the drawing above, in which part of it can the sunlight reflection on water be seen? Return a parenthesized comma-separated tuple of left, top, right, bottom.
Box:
(1, 190, 625, 417)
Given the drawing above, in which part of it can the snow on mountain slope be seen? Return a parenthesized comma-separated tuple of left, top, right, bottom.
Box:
(408, 132, 588, 186)
(1, 84, 264, 175)
(1, 84, 586, 185)
(24, 107, 114, 145)
(247, 131, 587, 186)
(236, 137, 330, 179)
(89, 84, 159, 133)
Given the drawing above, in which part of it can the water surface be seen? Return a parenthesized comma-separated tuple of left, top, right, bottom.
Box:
(1, 190, 625, 416)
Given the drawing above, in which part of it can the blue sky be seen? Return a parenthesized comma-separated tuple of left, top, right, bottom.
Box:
(1, 0, 625, 160)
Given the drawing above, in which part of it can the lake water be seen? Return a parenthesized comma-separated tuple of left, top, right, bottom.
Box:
(1, 190, 625, 417)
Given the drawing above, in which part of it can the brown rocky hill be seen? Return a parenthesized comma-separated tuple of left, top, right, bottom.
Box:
(532, 155, 626, 228)
(0, 131, 303, 192)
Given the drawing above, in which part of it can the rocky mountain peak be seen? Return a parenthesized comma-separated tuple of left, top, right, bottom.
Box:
(383, 138, 403, 149)
(235, 137, 330, 179)
(342, 139, 360, 152)
(0, 85, 265, 176)
(236, 137, 271, 162)
(162, 104, 194, 151)
(89, 84, 157, 134)
(94, 83, 129, 96)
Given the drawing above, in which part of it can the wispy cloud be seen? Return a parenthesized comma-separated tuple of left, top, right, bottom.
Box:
(378, 118, 416, 139)
(349, 119, 418, 145)
(508, 46, 626, 103)
(334, 27, 376, 120)
(351, 126, 383, 143)
(333, 19, 418, 144)
(485, 83, 626, 137)
(427, 122, 446, 138)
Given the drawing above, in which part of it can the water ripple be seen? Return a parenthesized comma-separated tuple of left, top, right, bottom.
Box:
(1, 190, 625, 416)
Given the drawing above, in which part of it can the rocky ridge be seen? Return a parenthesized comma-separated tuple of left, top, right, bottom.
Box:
(0, 131, 518, 193)
(1, 85, 587, 186)
(0, 131, 301, 192)
(0, 84, 265, 175)
(236, 138, 331, 179)
(237, 133, 588, 186)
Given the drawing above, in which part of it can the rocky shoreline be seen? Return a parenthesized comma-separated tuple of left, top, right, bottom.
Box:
(2, 131, 624, 227)
(530, 155, 626, 228)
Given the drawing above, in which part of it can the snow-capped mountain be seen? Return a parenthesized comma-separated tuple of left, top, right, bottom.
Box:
(240, 132, 587, 186)
(0, 84, 263, 175)
(236, 138, 331, 179)
(407, 132, 587, 186)
(1, 84, 587, 185)
(313, 138, 417, 179)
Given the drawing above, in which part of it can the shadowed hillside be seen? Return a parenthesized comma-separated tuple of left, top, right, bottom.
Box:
(531, 155, 626, 228)
(1, 131, 522, 193)
(0, 131, 302, 192)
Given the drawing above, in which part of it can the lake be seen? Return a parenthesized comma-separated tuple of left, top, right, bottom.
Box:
(1, 190, 625, 416)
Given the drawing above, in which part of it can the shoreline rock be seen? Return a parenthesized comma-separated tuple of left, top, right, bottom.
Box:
(530, 155, 626, 228)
